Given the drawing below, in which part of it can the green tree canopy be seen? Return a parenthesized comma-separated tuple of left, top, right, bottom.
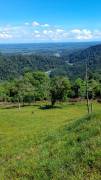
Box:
(50, 76, 71, 106)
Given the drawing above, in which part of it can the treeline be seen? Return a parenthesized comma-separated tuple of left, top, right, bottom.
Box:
(0, 71, 101, 107)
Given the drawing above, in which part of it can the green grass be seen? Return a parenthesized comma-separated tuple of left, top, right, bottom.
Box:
(0, 102, 101, 179)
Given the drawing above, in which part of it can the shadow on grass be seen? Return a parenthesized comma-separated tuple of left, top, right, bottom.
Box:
(1, 105, 19, 110)
(39, 105, 62, 110)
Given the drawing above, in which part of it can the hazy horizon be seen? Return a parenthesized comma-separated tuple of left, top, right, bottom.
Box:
(0, 41, 101, 45)
(0, 41, 100, 54)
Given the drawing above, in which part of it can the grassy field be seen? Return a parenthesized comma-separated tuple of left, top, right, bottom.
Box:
(0, 102, 101, 180)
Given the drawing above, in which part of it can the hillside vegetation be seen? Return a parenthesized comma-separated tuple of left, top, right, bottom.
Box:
(0, 54, 65, 80)
(0, 102, 101, 179)
(0, 44, 101, 80)
(68, 44, 101, 78)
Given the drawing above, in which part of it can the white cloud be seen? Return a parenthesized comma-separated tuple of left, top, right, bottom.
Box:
(56, 29, 64, 33)
(42, 24, 50, 27)
(31, 28, 101, 41)
(1, 21, 101, 42)
(32, 21, 50, 28)
(35, 34, 41, 38)
(93, 30, 101, 38)
(24, 22, 30, 26)
(43, 30, 48, 34)
(0, 31, 13, 39)
(34, 30, 40, 34)
(71, 29, 81, 33)
(70, 29, 93, 40)
(32, 21, 40, 27)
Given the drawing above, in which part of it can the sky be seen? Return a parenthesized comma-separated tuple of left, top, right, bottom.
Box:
(0, 0, 101, 43)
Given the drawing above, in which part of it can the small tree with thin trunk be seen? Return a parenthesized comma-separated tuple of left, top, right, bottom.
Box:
(85, 63, 93, 114)
(50, 77, 71, 107)
(86, 63, 90, 114)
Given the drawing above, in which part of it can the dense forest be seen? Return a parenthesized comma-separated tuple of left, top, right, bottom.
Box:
(0, 44, 101, 105)
(0, 53, 66, 80)
(68, 44, 101, 77)
(0, 44, 101, 81)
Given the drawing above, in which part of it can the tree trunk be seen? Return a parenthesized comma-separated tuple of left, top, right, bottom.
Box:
(86, 64, 90, 114)
(18, 99, 21, 110)
(51, 99, 56, 107)
(90, 98, 93, 113)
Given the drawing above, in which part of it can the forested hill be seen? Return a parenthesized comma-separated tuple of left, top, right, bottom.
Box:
(66, 44, 101, 78)
(69, 44, 101, 67)
(0, 54, 66, 80)
(0, 44, 101, 80)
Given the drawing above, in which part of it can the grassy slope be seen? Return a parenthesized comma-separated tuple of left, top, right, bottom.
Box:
(0, 102, 101, 179)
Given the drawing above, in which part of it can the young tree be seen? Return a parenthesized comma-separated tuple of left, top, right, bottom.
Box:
(0, 83, 8, 102)
(86, 63, 90, 114)
(50, 77, 71, 107)
(73, 78, 84, 98)
(8, 79, 35, 109)
(24, 71, 50, 101)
